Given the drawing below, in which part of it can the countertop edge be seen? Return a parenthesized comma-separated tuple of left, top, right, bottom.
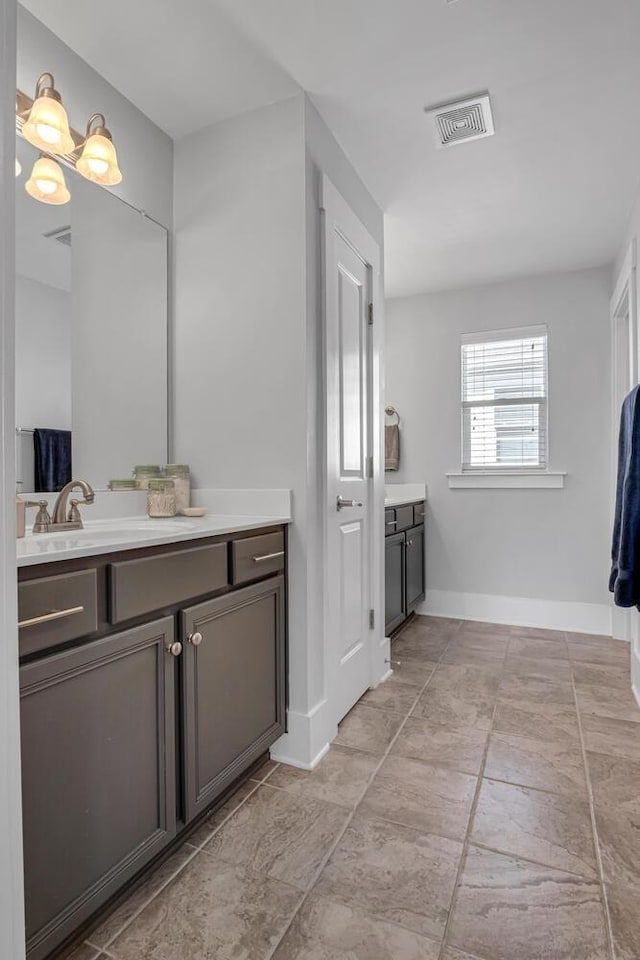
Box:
(17, 515, 292, 568)
(384, 496, 426, 508)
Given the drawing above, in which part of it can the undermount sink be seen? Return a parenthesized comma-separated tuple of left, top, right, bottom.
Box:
(30, 518, 195, 541)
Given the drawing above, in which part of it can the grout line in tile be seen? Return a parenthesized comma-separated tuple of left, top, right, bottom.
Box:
(187, 779, 263, 852)
(480, 726, 581, 748)
(248, 776, 356, 810)
(92, 778, 266, 952)
(567, 630, 617, 960)
(436, 644, 507, 960)
(467, 839, 598, 881)
(249, 761, 281, 785)
(261, 630, 457, 960)
(480, 771, 590, 801)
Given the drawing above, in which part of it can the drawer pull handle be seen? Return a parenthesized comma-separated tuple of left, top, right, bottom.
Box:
(167, 641, 183, 657)
(386, 520, 398, 527)
(251, 551, 285, 563)
(188, 631, 203, 646)
(18, 605, 84, 629)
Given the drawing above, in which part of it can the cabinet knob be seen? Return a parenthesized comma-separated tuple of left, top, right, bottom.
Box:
(188, 631, 203, 646)
(167, 641, 182, 657)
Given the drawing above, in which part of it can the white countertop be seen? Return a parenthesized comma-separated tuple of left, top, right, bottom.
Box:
(17, 514, 291, 567)
(384, 482, 427, 508)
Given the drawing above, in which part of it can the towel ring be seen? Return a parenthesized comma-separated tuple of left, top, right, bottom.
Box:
(385, 406, 400, 425)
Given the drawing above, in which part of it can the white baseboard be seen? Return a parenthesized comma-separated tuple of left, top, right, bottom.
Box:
(269, 698, 337, 770)
(419, 589, 613, 637)
(371, 668, 393, 688)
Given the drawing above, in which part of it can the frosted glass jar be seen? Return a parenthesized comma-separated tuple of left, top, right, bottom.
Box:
(164, 464, 190, 514)
(134, 465, 162, 490)
(147, 479, 177, 518)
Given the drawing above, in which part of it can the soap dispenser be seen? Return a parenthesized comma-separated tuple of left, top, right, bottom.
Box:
(16, 496, 25, 538)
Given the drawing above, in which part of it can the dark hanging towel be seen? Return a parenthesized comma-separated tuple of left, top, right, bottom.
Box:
(610, 384, 640, 608)
(34, 428, 72, 493)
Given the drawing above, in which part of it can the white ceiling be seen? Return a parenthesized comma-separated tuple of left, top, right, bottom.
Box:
(19, 0, 298, 139)
(20, 0, 640, 297)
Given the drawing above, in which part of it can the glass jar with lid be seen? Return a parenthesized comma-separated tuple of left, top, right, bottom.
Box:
(147, 479, 177, 518)
(164, 464, 190, 514)
(134, 465, 162, 490)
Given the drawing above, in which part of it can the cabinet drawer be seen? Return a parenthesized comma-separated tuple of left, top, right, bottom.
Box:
(384, 509, 397, 536)
(395, 505, 414, 532)
(109, 544, 227, 624)
(231, 531, 285, 585)
(18, 570, 98, 657)
(413, 502, 425, 526)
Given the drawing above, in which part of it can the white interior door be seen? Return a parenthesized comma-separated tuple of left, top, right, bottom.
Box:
(324, 197, 373, 724)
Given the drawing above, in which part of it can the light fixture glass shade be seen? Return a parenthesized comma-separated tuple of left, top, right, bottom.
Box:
(15, 157, 22, 177)
(22, 93, 75, 155)
(77, 132, 122, 185)
(25, 156, 70, 205)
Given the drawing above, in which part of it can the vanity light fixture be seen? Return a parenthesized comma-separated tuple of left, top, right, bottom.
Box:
(76, 113, 122, 185)
(25, 155, 70, 205)
(21, 73, 75, 155)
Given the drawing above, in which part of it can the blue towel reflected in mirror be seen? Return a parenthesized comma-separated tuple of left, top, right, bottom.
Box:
(34, 428, 72, 493)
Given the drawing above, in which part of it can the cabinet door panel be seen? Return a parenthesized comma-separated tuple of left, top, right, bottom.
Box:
(406, 524, 426, 613)
(182, 576, 285, 822)
(385, 532, 406, 634)
(20, 618, 176, 960)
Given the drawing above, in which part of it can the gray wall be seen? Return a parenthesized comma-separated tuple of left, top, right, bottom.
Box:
(15, 274, 71, 431)
(173, 95, 306, 493)
(613, 179, 639, 405)
(173, 95, 309, 718)
(71, 178, 168, 488)
(385, 267, 612, 607)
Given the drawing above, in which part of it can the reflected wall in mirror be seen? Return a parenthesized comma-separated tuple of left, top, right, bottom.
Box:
(15, 136, 168, 494)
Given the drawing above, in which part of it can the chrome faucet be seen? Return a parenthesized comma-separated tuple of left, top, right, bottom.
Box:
(48, 479, 95, 531)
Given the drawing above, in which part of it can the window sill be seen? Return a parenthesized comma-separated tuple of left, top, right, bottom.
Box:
(447, 472, 566, 489)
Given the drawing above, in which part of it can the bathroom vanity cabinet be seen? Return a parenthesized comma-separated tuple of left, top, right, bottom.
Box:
(18, 526, 287, 960)
(385, 501, 425, 635)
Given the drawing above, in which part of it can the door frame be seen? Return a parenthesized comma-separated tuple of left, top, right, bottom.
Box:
(610, 239, 637, 648)
(320, 174, 388, 731)
(0, 0, 26, 956)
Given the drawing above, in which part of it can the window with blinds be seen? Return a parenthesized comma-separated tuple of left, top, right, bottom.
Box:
(461, 326, 548, 471)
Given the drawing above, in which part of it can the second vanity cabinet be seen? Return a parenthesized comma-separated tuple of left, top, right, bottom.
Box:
(385, 501, 425, 635)
(18, 525, 287, 960)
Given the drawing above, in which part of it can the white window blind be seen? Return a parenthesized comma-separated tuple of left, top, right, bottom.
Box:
(461, 326, 548, 471)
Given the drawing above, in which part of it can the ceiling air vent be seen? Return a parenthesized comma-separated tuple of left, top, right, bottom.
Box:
(43, 225, 72, 247)
(425, 93, 495, 148)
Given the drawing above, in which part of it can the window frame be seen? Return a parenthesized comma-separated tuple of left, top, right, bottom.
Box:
(459, 324, 550, 475)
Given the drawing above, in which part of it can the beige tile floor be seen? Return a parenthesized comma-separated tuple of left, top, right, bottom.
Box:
(61, 615, 640, 960)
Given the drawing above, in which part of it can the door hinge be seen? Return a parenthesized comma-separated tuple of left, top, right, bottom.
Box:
(366, 455, 373, 479)
(368, 303, 373, 325)
(369, 609, 375, 629)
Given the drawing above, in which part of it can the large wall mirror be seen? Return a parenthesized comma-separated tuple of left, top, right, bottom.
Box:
(15, 6, 170, 495)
